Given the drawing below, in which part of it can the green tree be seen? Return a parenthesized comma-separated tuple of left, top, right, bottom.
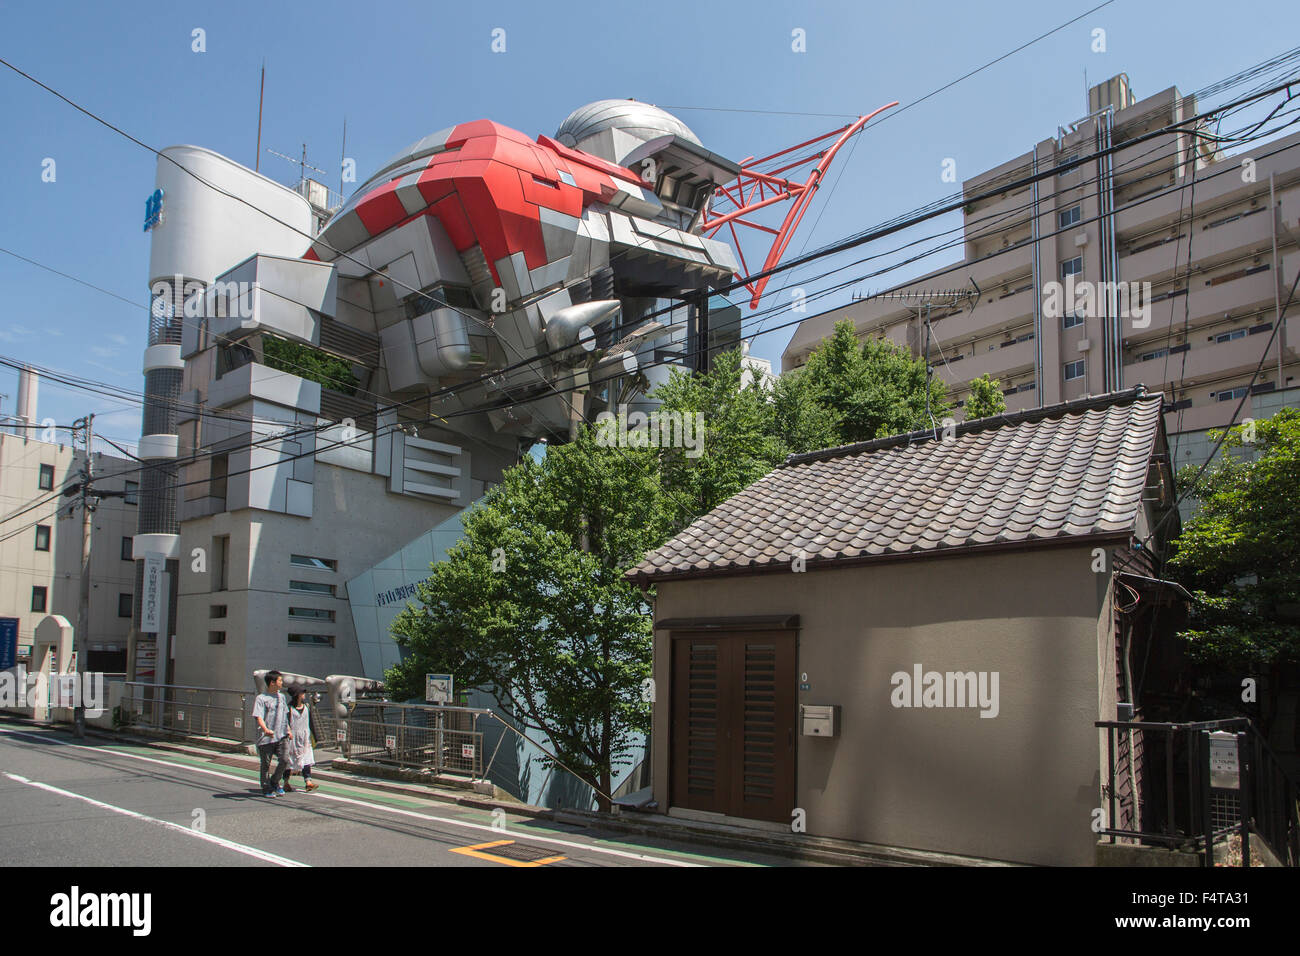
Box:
(260, 334, 358, 395)
(963, 373, 1007, 420)
(1168, 408, 1300, 727)
(651, 348, 787, 526)
(772, 319, 950, 452)
(385, 427, 671, 809)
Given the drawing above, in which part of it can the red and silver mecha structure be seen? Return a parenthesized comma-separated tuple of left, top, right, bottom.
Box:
(300, 98, 896, 441)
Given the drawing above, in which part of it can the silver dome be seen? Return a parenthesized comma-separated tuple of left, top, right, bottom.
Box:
(555, 100, 701, 160)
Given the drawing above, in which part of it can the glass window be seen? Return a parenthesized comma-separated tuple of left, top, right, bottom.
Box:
(289, 580, 336, 596)
(209, 632, 226, 645)
(288, 633, 335, 647)
(1063, 312, 1085, 329)
(121, 536, 133, 560)
(118, 593, 133, 618)
(32, 586, 47, 613)
(1215, 329, 1246, 344)
(1060, 256, 1083, 279)
(1058, 206, 1081, 228)
(289, 607, 336, 621)
(1216, 387, 1248, 402)
(38, 464, 54, 491)
(35, 525, 51, 551)
(290, 554, 336, 571)
(1064, 360, 1086, 381)
(124, 481, 138, 505)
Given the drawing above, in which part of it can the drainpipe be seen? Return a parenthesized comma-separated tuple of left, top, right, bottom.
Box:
(1031, 148, 1043, 404)
(1270, 172, 1284, 383)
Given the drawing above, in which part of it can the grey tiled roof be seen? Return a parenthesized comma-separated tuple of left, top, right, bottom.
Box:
(628, 388, 1166, 584)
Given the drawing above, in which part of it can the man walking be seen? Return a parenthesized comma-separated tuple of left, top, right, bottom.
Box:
(252, 670, 290, 797)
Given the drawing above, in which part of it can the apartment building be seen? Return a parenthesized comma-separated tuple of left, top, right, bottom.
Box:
(0, 430, 138, 671)
(783, 74, 1300, 476)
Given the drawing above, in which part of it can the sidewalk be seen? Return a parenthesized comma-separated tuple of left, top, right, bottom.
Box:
(62, 720, 1011, 866)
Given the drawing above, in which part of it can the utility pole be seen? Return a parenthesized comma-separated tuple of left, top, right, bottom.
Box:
(73, 413, 94, 738)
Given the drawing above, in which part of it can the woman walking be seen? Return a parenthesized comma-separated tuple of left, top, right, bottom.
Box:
(284, 688, 318, 792)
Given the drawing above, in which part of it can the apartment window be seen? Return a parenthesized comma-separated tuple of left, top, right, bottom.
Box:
(124, 480, 138, 505)
(290, 554, 337, 571)
(1060, 256, 1083, 279)
(35, 525, 51, 552)
(32, 586, 47, 613)
(38, 464, 54, 491)
(1063, 311, 1085, 329)
(210, 604, 227, 619)
(121, 536, 133, 560)
(289, 607, 336, 621)
(209, 632, 227, 645)
(214, 535, 230, 592)
(1215, 329, 1246, 344)
(288, 633, 335, 648)
(1058, 206, 1081, 228)
(289, 580, 336, 596)
(1137, 347, 1169, 362)
(1216, 387, 1248, 402)
(1057, 152, 1079, 176)
(209, 454, 228, 502)
(1064, 360, 1086, 381)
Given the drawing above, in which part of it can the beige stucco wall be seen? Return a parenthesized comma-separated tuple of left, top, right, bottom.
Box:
(651, 543, 1116, 866)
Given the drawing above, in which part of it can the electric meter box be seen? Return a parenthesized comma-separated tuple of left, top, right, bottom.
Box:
(800, 704, 839, 737)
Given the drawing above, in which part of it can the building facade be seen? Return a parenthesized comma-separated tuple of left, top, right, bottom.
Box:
(0, 431, 137, 672)
(783, 74, 1300, 481)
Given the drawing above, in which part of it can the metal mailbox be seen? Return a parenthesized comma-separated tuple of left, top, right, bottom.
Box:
(800, 704, 839, 737)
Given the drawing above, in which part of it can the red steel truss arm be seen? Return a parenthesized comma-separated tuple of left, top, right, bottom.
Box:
(702, 100, 898, 308)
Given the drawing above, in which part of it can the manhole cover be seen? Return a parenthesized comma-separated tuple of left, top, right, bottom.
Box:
(482, 842, 558, 863)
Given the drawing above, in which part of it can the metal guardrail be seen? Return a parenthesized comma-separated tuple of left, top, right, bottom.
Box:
(1098, 717, 1300, 866)
(120, 682, 257, 744)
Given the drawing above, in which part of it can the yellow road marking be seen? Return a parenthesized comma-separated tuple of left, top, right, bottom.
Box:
(449, 839, 566, 867)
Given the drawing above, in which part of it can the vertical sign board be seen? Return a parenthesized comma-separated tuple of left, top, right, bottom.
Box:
(1208, 730, 1241, 790)
(425, 674, 453, 704)
(0, 618, 18, 671)
(142, 552, 165, 633)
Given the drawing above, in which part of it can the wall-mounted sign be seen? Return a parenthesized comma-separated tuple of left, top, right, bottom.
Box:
(141, 552, 164, 633)
(143, 188, 165, 232)
(425, 673, 453, 704)
(1208, 731, 1241, 790)
(461, 743, 475, 760)
(0, 618, 18, 670)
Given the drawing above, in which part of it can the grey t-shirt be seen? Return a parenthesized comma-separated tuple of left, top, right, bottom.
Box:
(252, 691, 288, 745)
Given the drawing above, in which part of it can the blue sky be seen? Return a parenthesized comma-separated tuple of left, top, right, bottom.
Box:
(1, 0, 1295, 450)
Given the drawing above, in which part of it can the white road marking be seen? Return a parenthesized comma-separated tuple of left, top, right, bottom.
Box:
(3, 771, 307, 867)
(0, 727, 702, 867)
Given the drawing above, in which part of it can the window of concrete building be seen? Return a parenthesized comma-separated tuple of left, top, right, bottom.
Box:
(1214, 328, 1246, 344)
(1059, 205, 1081, 228)
(31, 586, 47, 613)
(214, 535, 230, 592)
(118, 593, 133, 618)
(209, 455, 228, 502)
(290, 554, 336, 571)
(208, 632, 226, 645)
(289, 607, 335, 621)
(121, 536, 133, 560)
(210, 604, 227, 619)
(1057, 152, 1079, 176)
(1063, 311, 1085, 329)
(1137, 347, 1168, 362)
(289, 581, 335, 596)
(124, 481, 138, 505)
(1215, 386, 1248, 402)
(288, 634, 335, 647)
(35, 525, 50, 552)
(1060, 256, 1083, 279)
(38, 464, 54, 491)
(1064, 360, 1086, 381)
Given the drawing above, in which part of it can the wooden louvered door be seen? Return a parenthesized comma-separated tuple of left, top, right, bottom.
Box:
(670, 631, 796, 823)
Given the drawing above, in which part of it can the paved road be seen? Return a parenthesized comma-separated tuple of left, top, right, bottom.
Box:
(0, 720, 798, 867)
